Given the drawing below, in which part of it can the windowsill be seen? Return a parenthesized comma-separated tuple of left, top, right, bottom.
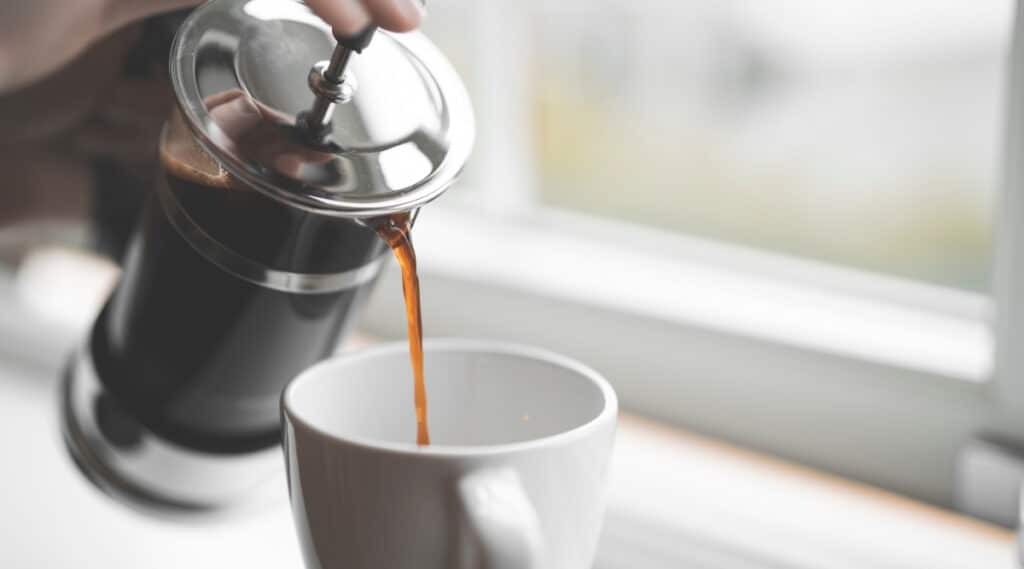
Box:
(0, 348, 1011, 569)
(602, 415, 1014, 569)
(412, 203, 993, 383)
(0, 335, 1012, 569)
(0, 252, 1012, 568)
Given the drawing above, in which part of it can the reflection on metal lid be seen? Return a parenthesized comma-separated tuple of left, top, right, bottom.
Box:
(379, 143, 436, 191)
(170, 0, 474, 217)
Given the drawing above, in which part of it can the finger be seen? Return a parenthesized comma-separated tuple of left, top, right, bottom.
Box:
(361, 0, 425, 33)
(306, 0, 372, 37)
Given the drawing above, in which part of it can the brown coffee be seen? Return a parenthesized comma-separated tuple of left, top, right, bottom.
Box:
(90, 108, 387, 453)
(376, 213, 430, 446)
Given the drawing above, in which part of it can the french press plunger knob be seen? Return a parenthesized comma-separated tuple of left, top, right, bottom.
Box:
(299, 27, 377, 139)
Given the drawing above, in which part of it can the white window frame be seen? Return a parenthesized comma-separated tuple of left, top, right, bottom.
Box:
(359, 1, 1024, 522)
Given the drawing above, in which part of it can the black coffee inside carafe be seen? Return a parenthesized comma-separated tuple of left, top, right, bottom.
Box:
(90, 150, 387, 454)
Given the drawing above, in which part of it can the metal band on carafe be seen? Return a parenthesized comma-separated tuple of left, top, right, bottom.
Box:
(156, 183, 383, 294)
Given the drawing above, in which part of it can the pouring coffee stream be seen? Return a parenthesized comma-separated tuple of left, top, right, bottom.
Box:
(298, 27, 432, 446)
(375, 213, 431, 446)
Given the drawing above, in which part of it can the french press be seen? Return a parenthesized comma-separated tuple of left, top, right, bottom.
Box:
(62, 0, 472, 512)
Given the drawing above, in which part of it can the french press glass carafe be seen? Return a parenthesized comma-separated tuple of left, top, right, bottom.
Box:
(62, 0, 472, 513)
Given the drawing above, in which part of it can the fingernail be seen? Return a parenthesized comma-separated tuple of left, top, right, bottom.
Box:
(392, 0, 426, 28)
(334, 0, 372, 37)
(387, 0, 426, 24)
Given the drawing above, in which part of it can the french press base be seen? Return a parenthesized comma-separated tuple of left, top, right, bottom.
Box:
(62, 348, 283, 514)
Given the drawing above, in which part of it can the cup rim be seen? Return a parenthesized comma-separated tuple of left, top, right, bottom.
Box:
(281, 338, 618, 457)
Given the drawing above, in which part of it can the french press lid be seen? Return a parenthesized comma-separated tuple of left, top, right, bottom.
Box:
(169, 0, 473, 217)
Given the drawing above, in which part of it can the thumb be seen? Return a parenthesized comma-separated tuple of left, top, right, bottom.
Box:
(305, 0, 425, 37)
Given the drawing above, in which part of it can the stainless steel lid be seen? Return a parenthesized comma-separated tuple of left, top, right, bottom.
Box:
(169, 0, 473, 217)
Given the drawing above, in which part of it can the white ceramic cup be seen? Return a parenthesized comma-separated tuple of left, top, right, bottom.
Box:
(281, 339, 617, 569)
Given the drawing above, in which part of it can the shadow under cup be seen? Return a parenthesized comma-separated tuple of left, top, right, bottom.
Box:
(281, 339, 618, 569)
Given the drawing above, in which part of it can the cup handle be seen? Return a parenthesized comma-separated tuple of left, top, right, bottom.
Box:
(457, 468, 544, 569)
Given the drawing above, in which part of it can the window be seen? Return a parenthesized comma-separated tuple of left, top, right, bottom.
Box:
(423, 0, 1012, 291)
(352, 0, 1021, 523)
